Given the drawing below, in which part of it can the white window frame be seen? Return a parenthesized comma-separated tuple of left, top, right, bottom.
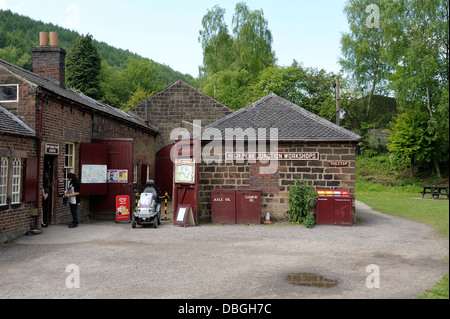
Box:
(64, 142, 75, 190)
(0, 158, 8, 206)
(11, 158, 21, 204)
(0, 84, 19, 103)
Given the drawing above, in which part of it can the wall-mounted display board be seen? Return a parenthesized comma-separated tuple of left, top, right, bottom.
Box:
(175, 159, 195, 184)
(174, 205, 195, 227)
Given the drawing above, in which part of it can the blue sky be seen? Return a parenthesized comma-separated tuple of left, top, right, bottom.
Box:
(1, 0, 350, 77)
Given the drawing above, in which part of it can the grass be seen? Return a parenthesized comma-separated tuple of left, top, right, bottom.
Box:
(355, 154, 449, 299)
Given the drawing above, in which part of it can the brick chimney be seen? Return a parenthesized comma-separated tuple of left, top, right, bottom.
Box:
(32, 32, 66, 88)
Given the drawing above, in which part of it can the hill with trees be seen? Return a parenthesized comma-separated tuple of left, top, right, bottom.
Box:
(0, 9, 193, 109)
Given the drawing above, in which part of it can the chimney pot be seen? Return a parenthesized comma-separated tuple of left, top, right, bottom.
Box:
(39, 32, 48, 46)
(49, 32, 59, 47)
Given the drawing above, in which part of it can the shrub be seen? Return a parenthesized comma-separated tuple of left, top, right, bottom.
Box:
(288, 179, 317, 227)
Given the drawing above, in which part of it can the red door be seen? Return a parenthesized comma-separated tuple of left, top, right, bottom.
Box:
(90, 139, 134, 220)
(211, 190, 236, 224)
(316, 197, 334, 225)
(334, 197, 353, 226)
(236, 189, 261, 224)
(155, 144, 174, 198)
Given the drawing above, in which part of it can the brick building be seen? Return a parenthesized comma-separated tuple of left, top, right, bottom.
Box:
(0, 33, 158, 242)
(197, 94, 362, 222)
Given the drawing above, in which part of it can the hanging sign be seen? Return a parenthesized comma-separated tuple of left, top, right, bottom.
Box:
(116, 195, 130, 223)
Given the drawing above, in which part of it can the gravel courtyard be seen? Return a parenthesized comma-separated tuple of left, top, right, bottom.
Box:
(0, 201, 448, 299)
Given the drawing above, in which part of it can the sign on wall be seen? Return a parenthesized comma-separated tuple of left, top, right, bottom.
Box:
(175, 159, 196, 184)
(45, 143, 60, 155)
(81, 165, 107, 184)
(108, 169, 128, 183)
(225, 152, 320, 161)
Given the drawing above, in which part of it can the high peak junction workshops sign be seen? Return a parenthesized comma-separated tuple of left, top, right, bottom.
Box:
(225, 152, 319, 161)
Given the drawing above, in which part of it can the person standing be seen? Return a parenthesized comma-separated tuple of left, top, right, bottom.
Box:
(64, 173, 80, 228)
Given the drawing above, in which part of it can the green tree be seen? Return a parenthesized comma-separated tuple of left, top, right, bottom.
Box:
(341, 0, 449, 176)
(198, 5, 234, 77)
(251, 61, 337, 117)
(232, 2, 276, 77)
(198, 2, 276, 109)
(339, 0, 392, 116)
(387, 108, 437, 177)
(66, 34, 101, 99)
(0, 45, 31, 70)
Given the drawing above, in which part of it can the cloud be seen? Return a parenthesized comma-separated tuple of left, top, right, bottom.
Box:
(65, 4, 80, 30)
(0, 0, 23, 12)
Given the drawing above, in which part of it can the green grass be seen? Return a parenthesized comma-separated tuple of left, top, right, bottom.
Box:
(356, 180, 449, 237)
(355, 154, 449, 299)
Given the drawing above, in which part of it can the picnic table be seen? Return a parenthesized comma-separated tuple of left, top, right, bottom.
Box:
(421, 186, 449, 199)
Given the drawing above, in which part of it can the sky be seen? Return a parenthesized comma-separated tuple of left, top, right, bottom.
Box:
(0, 0, 351, 77)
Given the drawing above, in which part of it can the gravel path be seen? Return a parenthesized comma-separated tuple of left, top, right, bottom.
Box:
(0, 201, 448, 299)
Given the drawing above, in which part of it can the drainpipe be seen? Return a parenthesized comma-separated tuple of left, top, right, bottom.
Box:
(35, 87, 45, 230)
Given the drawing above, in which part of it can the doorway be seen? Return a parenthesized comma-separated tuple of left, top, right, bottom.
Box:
(43, 156, 55, 225)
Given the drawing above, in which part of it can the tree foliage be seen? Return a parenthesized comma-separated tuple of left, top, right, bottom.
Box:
(0, 9, 193, 109)
(198, 2, 276, 109)
(340, 0, 449, 176)
(66, 34, 101, 99)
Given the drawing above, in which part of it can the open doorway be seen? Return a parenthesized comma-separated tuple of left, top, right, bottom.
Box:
(43, 156, 55, 225)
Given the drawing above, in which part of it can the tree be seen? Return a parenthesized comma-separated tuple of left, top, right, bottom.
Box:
(251, 61, 337, 117)
(66, 34, 101, 99)
(232, 2, 276, 77)
(339, 0, 392, 117)
(198, 2, 276, 109)
(198, 5, 234, 77)
(340, 0, 449, 176)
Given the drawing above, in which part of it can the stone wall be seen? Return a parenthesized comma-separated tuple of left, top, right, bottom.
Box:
(198, 141, 357, 222)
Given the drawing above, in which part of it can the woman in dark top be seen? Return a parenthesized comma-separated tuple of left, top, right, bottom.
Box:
(64, 173, 80, 228)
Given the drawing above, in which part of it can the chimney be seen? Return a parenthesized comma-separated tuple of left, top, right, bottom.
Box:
(32, 32, 66, 88)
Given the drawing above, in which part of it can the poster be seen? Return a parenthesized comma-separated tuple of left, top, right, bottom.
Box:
(175, 159, 195, 184)
(116, 195, 130, 222)
(108, 169, 128, 183)
(81, 165, 107, 184)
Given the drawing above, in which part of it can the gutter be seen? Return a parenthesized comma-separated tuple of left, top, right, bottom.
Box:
(35, 87, 45, 230)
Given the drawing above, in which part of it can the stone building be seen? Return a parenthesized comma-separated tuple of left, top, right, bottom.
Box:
(197, 93, 362, 222)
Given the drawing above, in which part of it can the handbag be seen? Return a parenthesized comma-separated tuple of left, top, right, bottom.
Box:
(63, 196, 68, 206)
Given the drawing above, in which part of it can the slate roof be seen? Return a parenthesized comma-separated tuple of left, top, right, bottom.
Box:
(202, 93, 362, 142)
(0, 58, 159, 135)
(0, 104, 36, 137)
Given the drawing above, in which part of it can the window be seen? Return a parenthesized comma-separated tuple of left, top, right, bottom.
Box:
(133, 164, 138, 184)
(11, 158, 21, 204)
(0, 85, 19, 102)
(64, 143, 75, 190)
(0, 158, 8, 206)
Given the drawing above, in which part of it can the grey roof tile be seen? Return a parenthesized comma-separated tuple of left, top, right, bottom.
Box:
(0, 58, 159, 135)
(202, 93, 362, 142)
(0, 104, 36, 137)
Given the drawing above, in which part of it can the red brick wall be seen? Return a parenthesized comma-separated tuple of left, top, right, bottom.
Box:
(0, 135, 37, 243)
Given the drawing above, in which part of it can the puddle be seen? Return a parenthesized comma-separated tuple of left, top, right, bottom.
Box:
(286, 273, 339, 288)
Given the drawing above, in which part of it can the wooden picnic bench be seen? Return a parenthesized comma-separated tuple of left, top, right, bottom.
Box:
(421, 186, 449, 199)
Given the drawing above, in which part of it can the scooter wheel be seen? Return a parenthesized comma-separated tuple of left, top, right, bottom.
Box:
(153, 217, 158, 228)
